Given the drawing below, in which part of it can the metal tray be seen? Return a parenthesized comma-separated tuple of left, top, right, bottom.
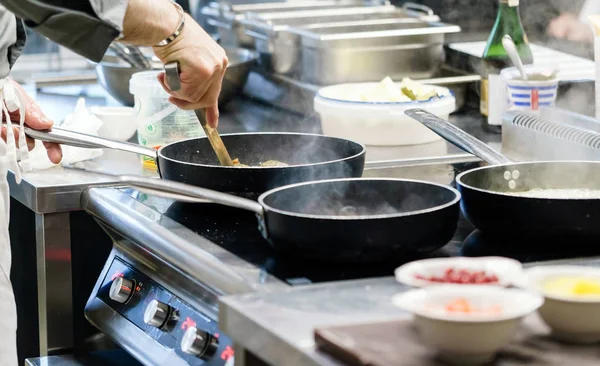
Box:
(288, 20, 460, 84)
(201, 0, 370, 47)
(240, 4, 439, 75)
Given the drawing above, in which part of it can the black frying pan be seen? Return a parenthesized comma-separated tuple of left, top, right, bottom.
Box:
(406, 109, 600, 239)
(83, 174, 461, 261)
(25, 128, 366, 194)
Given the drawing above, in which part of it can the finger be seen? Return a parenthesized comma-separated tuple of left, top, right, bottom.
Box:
(42, 142, 63, 164)
(157, 72, 171, 92)
(205, 105, 219, 129)
(25, 103, 54, 130)
(26, 136, 34, 151)
(0, 126, 35, 150)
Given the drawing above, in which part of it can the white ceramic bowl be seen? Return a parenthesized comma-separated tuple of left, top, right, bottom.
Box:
(395, 257, 524, 288)
(393, 285, 543, 365)
(89, 106, 137, 141)
(314, 83, 455, 146)
(523, 265, 600, 343)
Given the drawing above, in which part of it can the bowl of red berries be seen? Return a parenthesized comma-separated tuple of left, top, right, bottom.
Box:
(394, 257, 524, 288)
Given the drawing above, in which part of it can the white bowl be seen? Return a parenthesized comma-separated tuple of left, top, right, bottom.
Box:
(314, 83, 455, 146)
(395, 257, 524, 288)
(89, 106, 137, 141)
(393, 285, 543, 365)
(523, 265, 600, 343)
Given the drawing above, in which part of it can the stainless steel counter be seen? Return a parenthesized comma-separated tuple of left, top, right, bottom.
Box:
(220, 258, 600, 366)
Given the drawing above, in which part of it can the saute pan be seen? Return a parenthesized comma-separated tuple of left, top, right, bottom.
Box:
(25, 127, 366, 194)
(75, 172, 461, 262)
(406, 109, 600, 239)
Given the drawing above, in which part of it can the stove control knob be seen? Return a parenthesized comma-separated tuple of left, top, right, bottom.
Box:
(181, 326, 218, 360)
(109, 277, 134, 304)
(144, 300, 172, 328)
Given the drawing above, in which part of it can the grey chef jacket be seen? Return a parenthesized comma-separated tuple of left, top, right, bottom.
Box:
(0, 0, 130, 78)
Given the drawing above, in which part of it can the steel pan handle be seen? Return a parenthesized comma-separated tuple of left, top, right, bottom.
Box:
(64, 165, 265, 215)
(115, 175, 265, 215)
(401, 2, 434, 16)
(405, 109, 513, 165)
(24, 127, 157, 158)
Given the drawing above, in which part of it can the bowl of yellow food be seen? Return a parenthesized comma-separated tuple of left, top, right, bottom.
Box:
(393, 285, 543, 365)
(523, 265, 600, 343)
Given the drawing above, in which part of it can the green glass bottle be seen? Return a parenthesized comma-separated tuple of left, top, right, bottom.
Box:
(480, 0, 533, 133)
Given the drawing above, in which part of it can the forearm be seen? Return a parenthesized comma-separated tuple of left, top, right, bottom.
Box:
(120, 0, 180, 46)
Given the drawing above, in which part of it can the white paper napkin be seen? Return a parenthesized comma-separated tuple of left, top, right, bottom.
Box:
(21, 98, 104, 171)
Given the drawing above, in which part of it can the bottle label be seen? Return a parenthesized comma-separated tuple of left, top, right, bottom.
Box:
(480, 79, 489, 116)
(501, 0, 519, 6)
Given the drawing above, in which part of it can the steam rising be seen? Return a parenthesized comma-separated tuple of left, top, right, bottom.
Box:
(263, 179, 457, 217)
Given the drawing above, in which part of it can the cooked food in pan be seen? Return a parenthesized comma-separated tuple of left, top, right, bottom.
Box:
(232, 158, 289, 168)
(506, 188, 600, 199)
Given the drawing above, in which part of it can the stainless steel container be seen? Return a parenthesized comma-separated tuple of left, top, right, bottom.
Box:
(291, 20, 460, 84)
(240, 3, 439, 75)
(202, 0, 368, 47)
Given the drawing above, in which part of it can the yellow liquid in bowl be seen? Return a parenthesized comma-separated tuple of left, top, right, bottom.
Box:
(543, 277, 600, 297)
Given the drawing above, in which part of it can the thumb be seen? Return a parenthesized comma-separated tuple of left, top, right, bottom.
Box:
(205, 105, 219, 129)
(24, 101, 53, 130)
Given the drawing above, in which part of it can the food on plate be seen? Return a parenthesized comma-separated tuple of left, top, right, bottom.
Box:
(357, 77, 443, 103)
(414, 268, 499, 284)
(507, 188, 600, 199)
(232, 158, 289, 168)
(443, 298, 503, 315)
(542, 276, 600, 297)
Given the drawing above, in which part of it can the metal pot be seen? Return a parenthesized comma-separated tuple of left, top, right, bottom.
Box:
(95, 48, 258, 107)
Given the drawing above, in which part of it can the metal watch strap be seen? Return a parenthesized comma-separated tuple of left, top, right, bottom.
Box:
(154, 2, 186, 47)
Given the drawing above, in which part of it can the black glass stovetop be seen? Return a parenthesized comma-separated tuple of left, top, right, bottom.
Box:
(155, 198, 600, 286)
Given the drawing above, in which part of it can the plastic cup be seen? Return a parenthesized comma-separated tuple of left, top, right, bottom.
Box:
(501, 65, 559, 115)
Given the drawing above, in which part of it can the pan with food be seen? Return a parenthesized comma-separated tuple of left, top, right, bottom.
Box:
(406, 108, 600, 239)
(86, 174, 461, 261)
(24, 128, 366, 194)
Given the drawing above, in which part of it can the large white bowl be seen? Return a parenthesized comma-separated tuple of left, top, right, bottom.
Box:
(89, 106, 137, 141)
(393, 285, 543, 365)
(395, 256, 524, 288)
(314, 83, 456, 147)
(523, 265, 600, 344)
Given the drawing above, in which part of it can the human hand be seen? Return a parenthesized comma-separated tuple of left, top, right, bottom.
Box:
(2, 80, 62, 164)
(547, 13, 594, 43)
(153, 14, 228, 128)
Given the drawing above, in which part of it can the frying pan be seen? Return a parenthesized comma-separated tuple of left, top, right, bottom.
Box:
(76, 172, 461, 262)
(406, 108, 600, 239)
(25, 127, 366, 194)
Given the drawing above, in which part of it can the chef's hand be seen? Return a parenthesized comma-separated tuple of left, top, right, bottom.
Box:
(119, 0, 228, 129)
(547, 13, 594, 43)
(153, 15, 228, 128)
(2, 80, 62, 164)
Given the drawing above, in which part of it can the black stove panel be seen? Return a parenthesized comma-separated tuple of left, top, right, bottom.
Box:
(96, 257, 234, 366)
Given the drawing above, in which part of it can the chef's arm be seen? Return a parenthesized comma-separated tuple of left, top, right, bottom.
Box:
(1, 0, 228, 127)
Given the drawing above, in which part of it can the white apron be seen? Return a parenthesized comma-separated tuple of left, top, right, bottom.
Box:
(0, 79, 29, 366)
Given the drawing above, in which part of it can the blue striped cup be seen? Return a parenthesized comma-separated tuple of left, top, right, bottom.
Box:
(501, 66, 559, 114)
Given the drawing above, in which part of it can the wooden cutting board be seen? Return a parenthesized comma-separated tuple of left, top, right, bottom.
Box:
(314, 315, 600, 366)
